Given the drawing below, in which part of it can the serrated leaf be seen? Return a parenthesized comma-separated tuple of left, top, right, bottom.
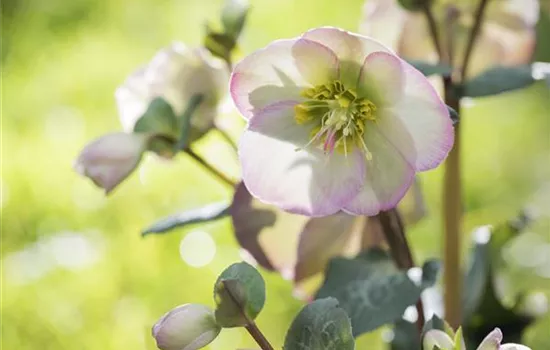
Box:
(141, 202, 230, 236)
(213, 262, 265, 327)
(133, 97, 178, 137)
(221, 0, 249, 39)
(283, 298, 354, 350)
(316, 249, 438, 336)
(463, 65, 535, 98)
(408, 60, 453, 77)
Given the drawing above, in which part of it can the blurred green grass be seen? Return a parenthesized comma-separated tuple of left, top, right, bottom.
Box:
(1, 0, 550, 349)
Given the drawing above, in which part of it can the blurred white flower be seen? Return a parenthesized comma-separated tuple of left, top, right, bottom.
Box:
(116, 43, 229, 137)
(361, 0, 539, 77)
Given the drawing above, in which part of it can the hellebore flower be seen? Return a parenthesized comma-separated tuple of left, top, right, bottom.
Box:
(152, 303, 221, 350)
(74, 133, 148, 194)
(423, 327, 532, 350)
(231, 27, 453, 217)
(116, 42, 229, 140)
(360, 0, 539, 77)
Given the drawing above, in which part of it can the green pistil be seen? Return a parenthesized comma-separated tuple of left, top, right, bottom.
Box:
(294, 80, 377, 157)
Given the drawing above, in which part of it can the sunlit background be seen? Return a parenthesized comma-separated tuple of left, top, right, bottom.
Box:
(2, 0, 550, 349)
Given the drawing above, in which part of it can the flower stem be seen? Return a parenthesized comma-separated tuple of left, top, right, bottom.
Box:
(185, 148, 236, 187)
(460, 0, 490, 81)
(377, 209, 425, 332)
(217, 127, 238, 152)
(245, 322, 275, 350)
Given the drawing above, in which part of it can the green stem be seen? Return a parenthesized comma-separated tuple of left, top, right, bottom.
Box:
(185, 148, 236, 187)
(460, 0, 490, 81)
(376, 209, 425, 332)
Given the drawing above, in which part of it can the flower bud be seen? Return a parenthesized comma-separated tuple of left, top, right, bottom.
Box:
(152, 303, 221, 350)
(116, 43, 228, 141)
(74, 133, 147, 193)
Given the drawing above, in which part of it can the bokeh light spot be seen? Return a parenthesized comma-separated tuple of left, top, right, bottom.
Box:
(179, 230, 216, 268)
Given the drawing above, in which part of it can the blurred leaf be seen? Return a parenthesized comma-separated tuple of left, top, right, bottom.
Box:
(283, 297, 355, 350)
(447, 105, 459, 126)
(294, 213, 358, 282)
(422, 260, 441, 289)
(316, 249, 438, 336)
(221, 0, 249, 40)
(133, 97, 178, 138)
(397, 0, 425, 11)
(204, 27, 236, 63)
(141, 201, 230, 236)
(422, 314, 446, 337)
(408, 60, 452, 77)
(147, 135, 177, 159)
(463, 65, 535, 98)
(391, 319, 421, 350)
(213, 262, 266, 327)
(176, 94, 204, 150)
(229, 182, 277, 270)
(463, 227, 491, 321)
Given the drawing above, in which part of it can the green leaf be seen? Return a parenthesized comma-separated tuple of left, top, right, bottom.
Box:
(133, 97, 178, 137)
(283, 297, 354, 350)
(213, 262, 266, 327)
(141, 201, 230, 236)
(408, 60, 452, 77)
(397, 0, 426, 11)
(462, 227, 491, 321)
(391, 319, 421, 350)
(176, 94, 204, 150)
(463, 65, 535, 98)
(221, 0, 249, 40)
(422, 314, 446, 338)
(204, 26, 236, 62)
(316, 249, 438, 336)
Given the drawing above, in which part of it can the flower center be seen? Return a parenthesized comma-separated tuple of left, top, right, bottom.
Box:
(294, 80, 377, 159)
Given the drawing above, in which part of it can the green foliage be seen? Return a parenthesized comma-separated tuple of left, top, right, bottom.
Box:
(316, 249, 439, 337)
(283, 298, 355, 350)
(134, 97, 178, 137)
(213, 262, 266, 327)
(463, 65, 536, 98)
(397, 0, 427, 11)
(141, 201, 230, 236)
(408, 60, 452, 77)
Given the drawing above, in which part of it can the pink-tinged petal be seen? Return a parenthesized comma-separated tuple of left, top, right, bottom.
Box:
(343, 125, 415, 215)
(423, 330, 455, 350)
(357, 51, 405, 106)
(230, 38, 339, 119)
(476, 328, 503, 350)
(74, 133, 148, 194)
(359, 0, 407, 51)
(294, 213, 358, 282)
(500, 344, 532, 350)
(301, 27, 392, 87)
(380, 61, 454, 171)
(239, 101, 366, 217)
(292, 39, 339, 86)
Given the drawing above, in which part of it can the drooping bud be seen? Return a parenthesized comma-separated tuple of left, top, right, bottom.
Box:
(74, 132, 148, 193)
(152, 303, 221, 350)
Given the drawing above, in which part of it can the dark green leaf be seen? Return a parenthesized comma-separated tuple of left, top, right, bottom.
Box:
(408, 60, 452, 77)
(176, 94, 204, 150)
(421, 260, 441, 289)
(316, 249, 438, 336)
(422, 314, 446, 339)
(221, 0, 249, 39)
(141, 202, 230, 236)
(391, 319, 421, 350)
(133, 97, 178, 137)
(283, 298, 354, 350)
(447, 105, 459, 126)
(213, 262, 265, 327)
(463, 65, 535, 97)
(397, 0, 426, 11)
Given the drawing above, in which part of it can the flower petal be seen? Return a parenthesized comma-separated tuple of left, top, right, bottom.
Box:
(423, 329, 455, 350)
(500, 344, 532, 350)
(239, 101, 365, 216)
(476, 328, 503, 350)
(343, 125, 415, 215)
(359, 0, 407, 51)
(379, 61, 454, 171)
(301, 27, 392, 86)
(295, 213, 358, 282)
(357, 51, 405, 106)
(230, 38, 339, 119)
